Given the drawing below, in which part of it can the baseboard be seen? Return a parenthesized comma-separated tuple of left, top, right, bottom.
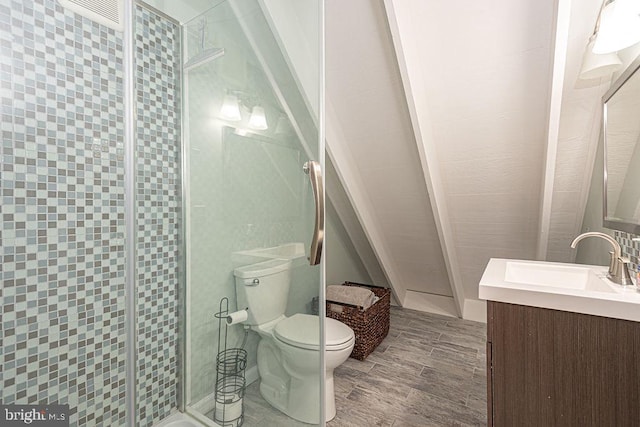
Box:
(462, 298, 487, 323)
(192, 366, 260, 416)
(402, 291, 458, 317)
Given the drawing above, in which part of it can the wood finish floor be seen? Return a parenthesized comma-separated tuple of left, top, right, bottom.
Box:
(237, 306, 487, 426)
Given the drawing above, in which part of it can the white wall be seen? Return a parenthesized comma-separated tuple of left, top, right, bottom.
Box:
(325, 156, 390, 288)
(385, 0, 555, 319)
(575, 131, 613, 266)
(325, 201, 373, 286)
(259, 0, 320, 117)
(326, 0, 454, 310)
(543, 0, 613, 263)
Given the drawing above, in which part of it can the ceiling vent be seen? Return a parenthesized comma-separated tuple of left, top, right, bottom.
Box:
(58, 0, 124, 32)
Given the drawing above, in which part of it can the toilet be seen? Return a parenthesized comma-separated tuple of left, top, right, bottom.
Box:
(234, 259, 355, 424)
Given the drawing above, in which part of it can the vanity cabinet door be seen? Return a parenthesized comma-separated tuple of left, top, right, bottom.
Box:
(488, 301, 640, 427)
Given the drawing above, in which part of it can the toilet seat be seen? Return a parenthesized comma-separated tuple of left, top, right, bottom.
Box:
(274, 313, 355, 351)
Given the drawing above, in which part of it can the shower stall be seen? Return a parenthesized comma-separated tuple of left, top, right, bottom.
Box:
(178, 1, 325, 425)
(0, 0, 325, 426)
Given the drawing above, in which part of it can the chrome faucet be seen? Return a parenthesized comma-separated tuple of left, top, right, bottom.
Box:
(570, 232, 633, 286)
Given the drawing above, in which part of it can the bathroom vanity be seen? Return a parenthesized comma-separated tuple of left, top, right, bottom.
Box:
(479, 46, 640, 427)
(480, 258, 640, 427)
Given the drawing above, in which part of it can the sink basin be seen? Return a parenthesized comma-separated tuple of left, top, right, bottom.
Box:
(503, 261, 615, 293)
(480, 258, 640, 322)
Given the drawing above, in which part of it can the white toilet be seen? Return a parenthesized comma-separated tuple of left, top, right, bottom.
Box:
(234, 259, 355, 424)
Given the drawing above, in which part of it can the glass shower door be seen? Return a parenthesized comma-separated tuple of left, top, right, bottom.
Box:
(181, 0, 324, 425)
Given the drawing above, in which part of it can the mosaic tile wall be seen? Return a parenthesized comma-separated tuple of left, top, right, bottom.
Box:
(134, 4, 181, 426)
(0, 0, 127, 426)
(615, 231, 640, 277)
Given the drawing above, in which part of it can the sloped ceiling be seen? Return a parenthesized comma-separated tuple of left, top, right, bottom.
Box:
(326, 0, 567, 320)
(326, 0, 455, 311)
(385, 0, 556, 313)
(155, 0, 627, 320)
(169, 0, 618, 320)
(325, 157, 390, 289)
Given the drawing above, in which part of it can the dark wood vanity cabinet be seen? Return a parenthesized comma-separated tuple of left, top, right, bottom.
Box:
(486, 301, 640, 427)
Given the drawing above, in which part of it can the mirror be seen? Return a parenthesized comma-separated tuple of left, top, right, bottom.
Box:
(603, 56, 640, 234)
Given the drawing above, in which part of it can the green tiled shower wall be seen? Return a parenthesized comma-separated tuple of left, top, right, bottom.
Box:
(134, 4, 181, 426)
(0, 1, 128, 425)
(1, 1, 182, 426)
(2, 0, 322, 422)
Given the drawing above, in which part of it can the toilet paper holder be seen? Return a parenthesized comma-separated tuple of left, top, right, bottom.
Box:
(214, 297, 247, 426)
(226, 308, 249, 326)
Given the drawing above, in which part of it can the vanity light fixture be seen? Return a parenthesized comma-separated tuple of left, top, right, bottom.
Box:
(578, 0, 628, 80)
(593, 0, 640, 54)
(579, 34, 622, 79)
(275, 115, 291, 135)
(220, 93, 242, 121)
(248, 105, 268, 130)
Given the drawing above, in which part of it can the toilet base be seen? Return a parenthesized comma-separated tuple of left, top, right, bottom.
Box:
(258, 380, 288, 416)
(259, 375, 321, 424)
(258, 367, 339, 423)
(253, 319, 353, 424)
(256, 337, 325, 424)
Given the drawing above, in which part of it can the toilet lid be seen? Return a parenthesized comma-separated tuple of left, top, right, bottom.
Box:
(274, 313, 354, 351)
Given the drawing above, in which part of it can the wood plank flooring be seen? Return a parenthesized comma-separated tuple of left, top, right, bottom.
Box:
(238, 306, 487, 426)
(330, 307, 487, 426)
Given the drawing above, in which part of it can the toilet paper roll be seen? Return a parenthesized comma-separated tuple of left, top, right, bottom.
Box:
(215, 398, 242, 422)
(226, 309, 248, 325)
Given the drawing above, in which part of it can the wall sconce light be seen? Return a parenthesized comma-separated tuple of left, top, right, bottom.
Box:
(220, 91, 269, 130)
(579, 34, 622, 79)
(220, 94, 241, 121)
(593, 0, 640, 54)
(275, 115, 291, 135)
(577, 0, 639, 80)
(248, 106, 268, 130)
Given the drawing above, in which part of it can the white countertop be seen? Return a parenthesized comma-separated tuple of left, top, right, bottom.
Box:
(479, 258, 640, 322)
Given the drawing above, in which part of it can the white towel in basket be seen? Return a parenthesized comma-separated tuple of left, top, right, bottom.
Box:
(327, 285, 376, 310)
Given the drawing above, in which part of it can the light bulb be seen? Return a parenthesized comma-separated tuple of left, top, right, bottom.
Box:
(579, 35, 622, 79)
(275, 116, 291, 135)
(593, 0, 640, 54)
(220, 94, 241, 121)
(249, 106, 268, 130)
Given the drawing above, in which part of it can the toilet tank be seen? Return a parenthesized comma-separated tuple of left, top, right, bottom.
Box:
(234, 259, 292, 326)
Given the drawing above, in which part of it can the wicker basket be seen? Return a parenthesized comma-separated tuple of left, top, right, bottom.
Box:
(325, 282, 391, 361)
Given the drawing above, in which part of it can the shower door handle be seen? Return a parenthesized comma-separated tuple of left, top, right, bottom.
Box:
(303, 161, 324, 266)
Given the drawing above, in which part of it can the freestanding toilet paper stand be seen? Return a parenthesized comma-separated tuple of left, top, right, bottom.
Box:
(213, 298, 247, 427)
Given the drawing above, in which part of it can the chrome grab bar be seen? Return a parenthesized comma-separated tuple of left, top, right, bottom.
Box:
(303, 160, 324, 266)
